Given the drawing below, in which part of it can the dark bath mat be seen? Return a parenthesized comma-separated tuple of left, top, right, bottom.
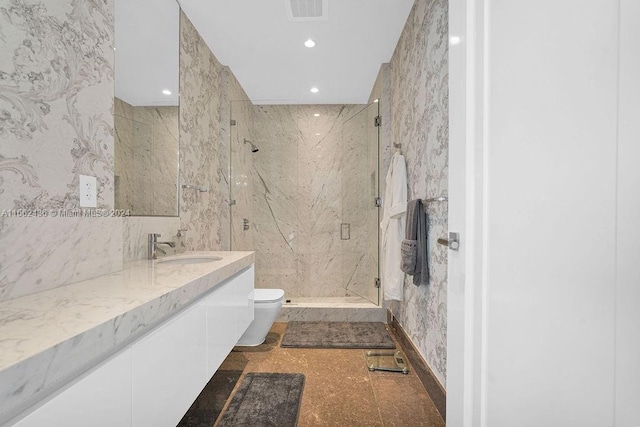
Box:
(217, 373, 305, 427)
(281, 321, 396, 349)
(177, 370, 242, 427)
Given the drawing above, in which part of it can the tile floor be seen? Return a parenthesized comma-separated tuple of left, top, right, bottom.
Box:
(179, 322, 445, 427)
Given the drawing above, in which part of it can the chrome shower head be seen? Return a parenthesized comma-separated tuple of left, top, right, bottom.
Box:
(244, 139, 259, 153)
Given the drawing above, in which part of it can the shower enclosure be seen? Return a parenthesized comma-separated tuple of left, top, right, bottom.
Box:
(230, 101, 380, 306)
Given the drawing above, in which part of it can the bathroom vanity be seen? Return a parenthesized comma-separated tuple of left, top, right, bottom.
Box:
(0, 251, 255, 426)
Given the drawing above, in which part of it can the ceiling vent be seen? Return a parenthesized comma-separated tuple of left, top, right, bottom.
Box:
(285, 0, 328, 21)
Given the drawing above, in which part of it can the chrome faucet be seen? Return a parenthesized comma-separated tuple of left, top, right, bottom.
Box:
(148, 233, 176, 259)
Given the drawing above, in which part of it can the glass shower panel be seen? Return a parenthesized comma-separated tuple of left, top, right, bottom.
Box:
(229, 100, 255, 251)
(340, 101, 380, 305)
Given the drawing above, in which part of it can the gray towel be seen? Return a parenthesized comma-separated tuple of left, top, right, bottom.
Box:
(400, 199, 429, 286)
(400, 239, 417, 273)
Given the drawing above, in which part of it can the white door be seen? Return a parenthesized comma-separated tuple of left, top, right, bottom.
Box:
(448, 0, 640, 425)
(615, 1, 640, 424)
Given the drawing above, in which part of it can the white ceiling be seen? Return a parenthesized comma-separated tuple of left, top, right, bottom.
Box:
(115, 0, 414, 106)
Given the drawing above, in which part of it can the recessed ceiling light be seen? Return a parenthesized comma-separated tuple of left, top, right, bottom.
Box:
(313, 113, 320, 117)
(162, 89, 172, 95)
(310, 87, 319, 93)
(304, 39, 316, 48)
(450, 36, 462, 45)
(315, 133, 321, 136)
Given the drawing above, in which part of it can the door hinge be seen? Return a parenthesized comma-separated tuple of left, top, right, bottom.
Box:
(374, 197, 382, 207)
(374, 116, 382, 127)
(374, 278, 381, 288)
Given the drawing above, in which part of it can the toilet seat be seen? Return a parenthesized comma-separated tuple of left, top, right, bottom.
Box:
(254, 289, 285, 303)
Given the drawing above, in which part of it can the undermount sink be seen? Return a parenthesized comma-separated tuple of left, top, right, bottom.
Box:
(156, 255, 222, 265)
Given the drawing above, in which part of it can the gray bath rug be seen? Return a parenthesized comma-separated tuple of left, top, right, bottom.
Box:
(280, 321, 396, 349)
(177, 370, 242, 427)
(217, 373, 305, 427)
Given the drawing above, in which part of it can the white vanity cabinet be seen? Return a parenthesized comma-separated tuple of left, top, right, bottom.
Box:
(10, 264, 255, 427)
(131, 302, 207, 427)
(14, 349, 133, 427)
(204, 265, 255, 376)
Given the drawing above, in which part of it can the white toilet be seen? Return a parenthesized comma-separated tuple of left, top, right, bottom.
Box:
(236, 288, 285, 346)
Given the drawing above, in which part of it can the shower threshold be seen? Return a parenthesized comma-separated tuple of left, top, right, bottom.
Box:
(277, 296, 385, 323)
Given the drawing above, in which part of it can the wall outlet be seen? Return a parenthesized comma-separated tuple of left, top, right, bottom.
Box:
(79, 174, 97, 207)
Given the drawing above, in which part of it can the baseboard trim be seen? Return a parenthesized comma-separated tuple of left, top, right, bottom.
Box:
(387, 309, 446, 421)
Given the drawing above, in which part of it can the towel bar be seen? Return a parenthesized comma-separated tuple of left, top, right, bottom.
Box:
(421, 196, 448, 205)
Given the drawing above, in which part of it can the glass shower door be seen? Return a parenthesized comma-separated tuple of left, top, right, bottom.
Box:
(340, 101, 380, 305)
(229, 100, 254, 251)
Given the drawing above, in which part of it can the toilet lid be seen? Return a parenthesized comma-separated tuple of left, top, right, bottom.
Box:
(254, 288, 285, 302)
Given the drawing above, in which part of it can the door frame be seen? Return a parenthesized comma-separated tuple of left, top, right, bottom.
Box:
(447, 0, 489, 425)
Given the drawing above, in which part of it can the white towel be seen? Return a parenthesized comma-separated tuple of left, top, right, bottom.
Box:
(380, 152, 407, 301)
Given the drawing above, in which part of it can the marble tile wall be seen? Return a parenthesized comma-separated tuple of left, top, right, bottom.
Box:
(178, 11, 228, 251)
(114, 98, 135, 213)
(0, 0, 122, 301)
(122, 216, 181, 262)
(252, 105, 380, 300)
(149, 106, 179, 216)
(114, 98, 179, 216)
(0, 4, 251, 301)
(387, 0, 449, 386)
(0, 0, 115, 210)
(0, 217, 122, 300)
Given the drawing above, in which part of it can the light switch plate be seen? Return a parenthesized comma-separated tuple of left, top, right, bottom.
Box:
(79, 175, 97, 207)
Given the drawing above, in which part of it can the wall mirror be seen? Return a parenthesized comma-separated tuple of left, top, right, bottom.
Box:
(114, 0, 180, 216)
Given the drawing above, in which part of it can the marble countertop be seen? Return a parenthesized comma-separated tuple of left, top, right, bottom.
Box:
(0, 251, 254, 422)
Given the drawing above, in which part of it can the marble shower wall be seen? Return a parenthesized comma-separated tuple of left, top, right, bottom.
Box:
(388, 0, 449, 386)
(0, 0, 123, 301)
(114, 98, 179, 216)
(251, 105, 378, 300)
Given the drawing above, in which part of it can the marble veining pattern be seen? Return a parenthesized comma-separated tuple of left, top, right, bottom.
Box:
(251, 105, 379, 302)
(122, 216, 181, 262)
(0, 251, 254, 423)
(388, 0, 449, 385)
(0, 0, 115, 210)
(179, 11, 229, 251)
(0, 216, 123, 301)
(0, 0, 126, 302)
(114, 98, 179, 216)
